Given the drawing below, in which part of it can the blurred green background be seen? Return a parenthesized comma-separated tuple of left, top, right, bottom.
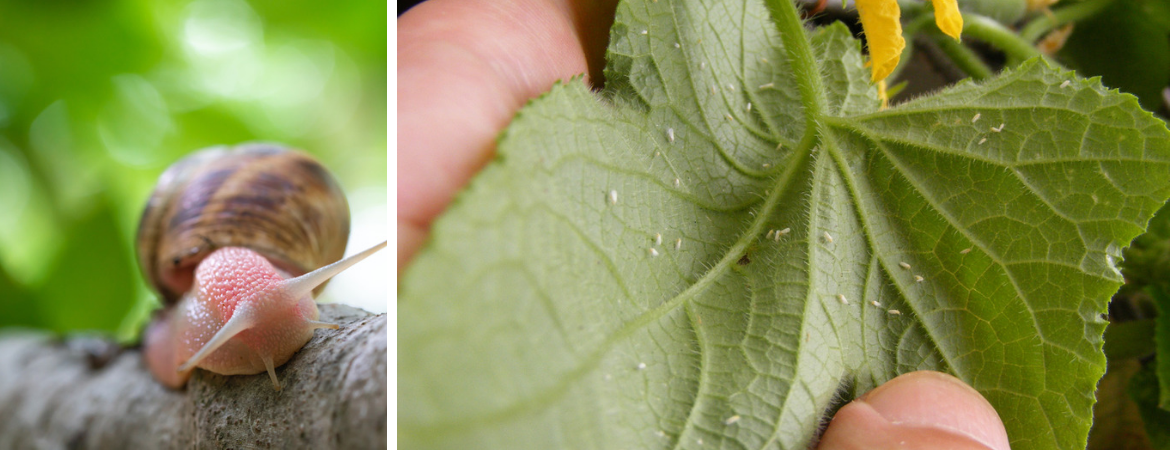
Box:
(0, 0, 387, 342)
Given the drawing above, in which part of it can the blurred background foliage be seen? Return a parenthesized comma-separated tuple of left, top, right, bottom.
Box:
(0, 0, 387, 342)
(1055, 0, 1170, 115)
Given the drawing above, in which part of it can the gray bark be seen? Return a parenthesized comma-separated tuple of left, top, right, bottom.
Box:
(0, 304, 386, 449)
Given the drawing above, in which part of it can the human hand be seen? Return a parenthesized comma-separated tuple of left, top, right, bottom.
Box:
(398, 0, 618, 269)
(398, 2, 1009, 449)
(818, 371, 1009, 450)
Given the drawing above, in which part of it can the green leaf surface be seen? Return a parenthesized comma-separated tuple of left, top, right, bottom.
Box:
(398, 1, 1170, 448)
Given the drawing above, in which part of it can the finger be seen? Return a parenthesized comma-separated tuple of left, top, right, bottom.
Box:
(397, 0, 618, 271)
(818, 371, 1010, 450)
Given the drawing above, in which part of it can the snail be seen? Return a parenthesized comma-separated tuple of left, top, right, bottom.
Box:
(137, 143, 385, 390)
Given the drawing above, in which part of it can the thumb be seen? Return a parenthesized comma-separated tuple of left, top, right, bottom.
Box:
(818, 371, 1010, 450)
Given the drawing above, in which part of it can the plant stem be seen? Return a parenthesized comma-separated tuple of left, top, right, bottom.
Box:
(933, 34, 993, 80)
(763, 0, 826, 147)
(961, 13, 1059, 68)
(1019, 0, 1117, 43)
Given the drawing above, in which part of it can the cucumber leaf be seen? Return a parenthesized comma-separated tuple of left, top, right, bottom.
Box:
(399, 1, 1170, 448)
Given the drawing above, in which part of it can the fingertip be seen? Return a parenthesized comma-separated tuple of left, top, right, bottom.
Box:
(862, 371, 1009, 450)
(398, 0, 615, 270)
(819, 371, 1010, 450)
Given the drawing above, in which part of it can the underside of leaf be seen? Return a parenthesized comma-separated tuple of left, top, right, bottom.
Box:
(399, 1, 1170, 449)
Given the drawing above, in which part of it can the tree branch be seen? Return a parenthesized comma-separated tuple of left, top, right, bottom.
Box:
(0, 304, 386, 449)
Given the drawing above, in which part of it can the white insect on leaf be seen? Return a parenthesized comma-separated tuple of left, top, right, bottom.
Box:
(888, 309, 902, 315)
(758, 82, 774, 89)
(674, 238, 682, 251)
(666, 127, 675, 143)
(837, 294, 849, 305)
(898, 261, 911, 270)
(871, 300, 882, 307)
(972, 113, 981, 123)
(637, 362, 647, 370)
(747, 102, 752, 113)
(978, 138, 987, 145)
(608, 190, 618, 205)
(777, 227, 791, 236)
(960, 247, 972, 254)
(991, 123, 1005, 133)
(766, 229, 775, 240)
(655, 233, 662, 246)
(674, 178, 681, 188)
(823, 231, 833, 243)
(649, 248, 660, 257)
(724, 415, 741, 425)
(914, 275, 924, 283)
(1060, 80, 1071, 88)
(674, 42, 680, 49)
(640, 29, 648, 35)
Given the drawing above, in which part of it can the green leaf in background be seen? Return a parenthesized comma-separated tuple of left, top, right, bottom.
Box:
(1153, 287, 1170, 410)
(0, 263, 38, 329)
(1057, 0, 1170, 113)
(1087, 359, 1155, 450)
(399, 0, 1170, 448)
(1129, 362, 1170, 449)
(34, 197, 137, 334)
(1103, 318, 1156, 361)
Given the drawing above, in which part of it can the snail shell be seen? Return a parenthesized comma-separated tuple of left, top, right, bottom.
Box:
(139, 143, 386, 390)
(136, 143, 350, 304)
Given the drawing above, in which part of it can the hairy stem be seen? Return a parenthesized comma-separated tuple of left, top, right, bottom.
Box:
(763, 0, 827, 148)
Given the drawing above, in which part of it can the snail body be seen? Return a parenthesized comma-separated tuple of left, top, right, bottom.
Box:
(139, 143, 385, 389)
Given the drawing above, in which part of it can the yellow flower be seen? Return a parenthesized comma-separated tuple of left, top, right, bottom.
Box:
(857, 0, 964, 84)
(932, 0, 963, 40)
(856, 0, 905, 83)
